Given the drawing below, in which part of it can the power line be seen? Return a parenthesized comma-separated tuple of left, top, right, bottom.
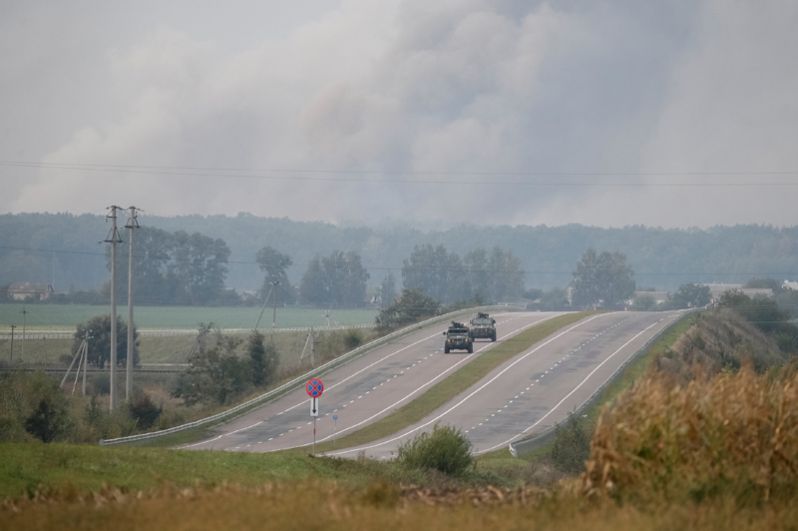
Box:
(2, 243, 797, 279)
(2, 160, 798, 187)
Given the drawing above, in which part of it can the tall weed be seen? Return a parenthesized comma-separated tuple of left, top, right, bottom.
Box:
(583, 367, 798, 505)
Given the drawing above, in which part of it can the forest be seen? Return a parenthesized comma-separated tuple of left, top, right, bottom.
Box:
(1, 213, 796, 301)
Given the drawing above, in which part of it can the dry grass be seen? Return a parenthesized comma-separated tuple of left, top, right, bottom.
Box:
(584, 366, 798, 505)
(3, 480, 797, 531)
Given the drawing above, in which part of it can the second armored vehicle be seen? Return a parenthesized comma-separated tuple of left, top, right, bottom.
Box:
(469, 312, 497, 342)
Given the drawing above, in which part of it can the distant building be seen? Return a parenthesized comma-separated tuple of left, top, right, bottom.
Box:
(783, 280, 798, 291)
(7, 282, 54, 301)
(705, 283, 773, 304)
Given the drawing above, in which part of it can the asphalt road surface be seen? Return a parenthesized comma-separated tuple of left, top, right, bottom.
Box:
(183, 311, 563, 452)
(326, 310, 683, 459)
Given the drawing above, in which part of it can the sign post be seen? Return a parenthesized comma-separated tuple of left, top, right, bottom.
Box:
(305, 378, 324, 454)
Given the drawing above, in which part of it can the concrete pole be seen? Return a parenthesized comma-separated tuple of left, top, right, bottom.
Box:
(126, 224, 133, 401)
(105, 206, 122, 412)
(125, 206, 139, 402)
(110, 224, 117, 411)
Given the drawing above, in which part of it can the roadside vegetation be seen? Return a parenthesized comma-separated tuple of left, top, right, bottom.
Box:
(0, 324, 376, 445)
(2, 300, 798, 529)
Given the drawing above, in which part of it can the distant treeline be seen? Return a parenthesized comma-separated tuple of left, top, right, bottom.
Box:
(1, 213, 797, 300)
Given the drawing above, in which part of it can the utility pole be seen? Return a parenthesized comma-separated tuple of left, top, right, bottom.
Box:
(9, 325, 15, 362)
(271, 280, 280, 330)
(82, 334, 89, 396)
(125, 206, 140, 402)
(21, 306, 26, 359)
(105, 205, 123, 411)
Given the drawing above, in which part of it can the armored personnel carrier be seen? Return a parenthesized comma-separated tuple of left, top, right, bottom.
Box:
(469, 312, 497, 342)
(443, 321, 473, 353)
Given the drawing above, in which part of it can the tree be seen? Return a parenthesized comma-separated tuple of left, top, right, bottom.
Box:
(299, 256, 326, 306)
(300, 251, 369, 307)
(255, 246, 295, 305)
(463, 248, 490, 302)
(571, 249, 635, 309)
(402, 244, 462, 304)
(111, 226, 174, 304)
(247, 330, 279, 386)
(173, 324, 250, 405)
(668, 283, 711, 309)
(73, 315, 139, 369)
(487, 247, 524, 301)
(169, 231, 231, 305)
(378, 273, 397, 308)
(375, 289, 441, 332)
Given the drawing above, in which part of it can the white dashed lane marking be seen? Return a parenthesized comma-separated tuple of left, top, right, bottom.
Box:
(466, 319, 629, 436)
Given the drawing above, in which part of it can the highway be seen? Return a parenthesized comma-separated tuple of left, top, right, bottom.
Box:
(183, 311, 562, 452)
(326, 310, 682, 459)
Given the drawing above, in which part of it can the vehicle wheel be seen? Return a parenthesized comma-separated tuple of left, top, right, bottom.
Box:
(468, 344, 473, 353)
(444, 346, 450, 353)
(491, 334, 496, 342)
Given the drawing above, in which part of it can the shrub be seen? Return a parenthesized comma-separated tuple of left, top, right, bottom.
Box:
(550, 414, 591, 474)
(128, 392, 162, 430)
(397, 424, 473, 475)
(0, 372, 73, 442)
(343, 329, 364, 350)
(247, 331, 278, 387)
(25, 396, 72, 442)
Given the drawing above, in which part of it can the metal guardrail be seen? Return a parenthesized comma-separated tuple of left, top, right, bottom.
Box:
(507, 311, 692, 457)
(99, 305, 512, 446)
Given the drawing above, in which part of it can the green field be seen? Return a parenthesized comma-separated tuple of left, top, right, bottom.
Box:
(0, 303, 377, 331)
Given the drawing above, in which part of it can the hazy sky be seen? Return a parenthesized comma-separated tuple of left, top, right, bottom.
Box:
(1, 0, 796, 228)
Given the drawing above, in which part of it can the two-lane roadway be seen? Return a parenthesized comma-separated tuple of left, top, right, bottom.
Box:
(327, 310, 683, 459)
(183, 311, 563, 452)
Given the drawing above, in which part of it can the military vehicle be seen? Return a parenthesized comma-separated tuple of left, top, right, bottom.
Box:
(469, 312, 497, 342)
(443, 321, 473, 353)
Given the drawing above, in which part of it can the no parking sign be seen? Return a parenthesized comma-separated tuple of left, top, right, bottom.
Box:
(306, 378, 324, 398)
(306, 378, 325, 451)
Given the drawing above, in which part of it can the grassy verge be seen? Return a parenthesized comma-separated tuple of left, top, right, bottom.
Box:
(2, 442, 795, 531)
(315, 312, 591, 452)
(0, 442, 382, 498)
(496, 311, 699, 461)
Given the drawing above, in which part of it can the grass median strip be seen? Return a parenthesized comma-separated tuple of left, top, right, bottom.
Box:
(313, 312, 592, 453)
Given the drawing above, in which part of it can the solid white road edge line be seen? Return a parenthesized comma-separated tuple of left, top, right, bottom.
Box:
(272, 313, 559, 452)
(180, 312, 524, 448)
(476, 318, 664, 455)
(326, 313, 607, 457)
